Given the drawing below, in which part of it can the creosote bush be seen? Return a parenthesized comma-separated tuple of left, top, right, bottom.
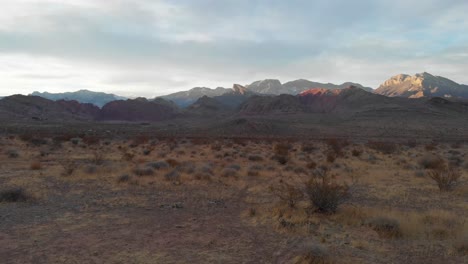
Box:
(427, 167, 461, 191)
(304, 168, 349, 213)
(367, 141, 397, 154)
(270, 181, 304, 208)
(0, 188, 29, 203)
(30, 161, 42, 170)
(367, 217, 402, 239)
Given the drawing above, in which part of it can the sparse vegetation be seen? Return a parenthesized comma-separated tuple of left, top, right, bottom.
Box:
(270, 181, 304, 208)
(0, 188, 29, 202)
(304, 168, 349, 213)
(427, 167, 461, 191)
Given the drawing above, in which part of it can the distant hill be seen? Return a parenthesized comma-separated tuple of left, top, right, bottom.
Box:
(30, 90, 126, 107)
(160, 87, 231, 107)
(99, 98, 181, 122)
(375, 72, 468, 98)
(0, 95, 99, 121)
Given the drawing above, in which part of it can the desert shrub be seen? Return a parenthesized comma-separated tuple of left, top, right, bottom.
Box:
(6, 149, 19, 158)
(0, 188, 29, 203)
(272, 155, 289, 165)
(405, 140, 418, 148)
(274, 142, 291, 156)
(166, 158, 180, 168)
(82, 136, 100, 146)
(30, 161, 42, 170)
(326, 138, 349, 156)
(70, 137, 82, 145)
(301, 142, 315, 153)
(146, 161, 169, 170)
(60, 160, 78, 176)
(198, 165, 214, 176)
(248, 154, 263, 162)
(367, 141, 397, 154)
(165, 170, 181, 182)
(117, 174, 131, 183)
(351, 149, 362, 157)
(227, 164, 241, 171)
(222, 168, 238, 178)
(294, 167, 307, 175)
(427, 167, 461, 191)
(270, 181, 304, 208)
(306, 161, 317, 169)
(85, 165, 98, 174)
(91, 150, 105, 165)
(425, 142, 438, 151)
(418, 154, 445, 170)
(211, 143, 222, 151)
(130, 135, 149, 147)
(121, 150, 135, 162)
(453, 235, 468, 256)
(133, 166, 154, 176)
(367, 217, 402, 238)
(304, 168, 349, 213)
(326, 151, 336, 163)
(292, 245, 331, 264)
(248, 169, 260, 177)
(177, 162, 196, 174)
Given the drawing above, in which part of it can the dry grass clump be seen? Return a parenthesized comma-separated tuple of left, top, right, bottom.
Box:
(6, 149, 19, 158)
(91, 150, 105, 165)
(165, 170, 181, 183)
(304, 168, 349, 213)
(366, 217, 402, 239)
(270, 181, 304, 208)
(453, 235, 468, 256)
(30, 161, 42, 170)
(60, 160, 78, 176)
(292, 244, 332, 264)
(248, 154, 264, 162)
(166, 158, 181, 168)
(427, 167, 461, 191)
(146, 161, 170, 170)
(418, 154, 445, 170)
(117, 174, 131, 183)
(0, 188, 29, 203)
(222, 168, 238, 178)
(301, 142, 315, 154)
(351, 148, 362, 157)
(133, 166, 154, 176)
(367, 141, 397, 154)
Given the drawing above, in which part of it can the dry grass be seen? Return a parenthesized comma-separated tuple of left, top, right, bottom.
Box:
(0, 136, 467, 263)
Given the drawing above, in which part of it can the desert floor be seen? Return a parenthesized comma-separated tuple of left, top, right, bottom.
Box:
(0, 135, 467, 263)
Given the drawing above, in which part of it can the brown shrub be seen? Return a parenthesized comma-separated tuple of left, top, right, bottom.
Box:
(306, 161, 317, 169)
(60, 160, 78, 176)
(166, 158, 180, 168)
(304, 168, 349, 213)
(301, 142, 315, 153)
(427, 168, 461, 191)
(367, 141, 397, 154)
(270, 181, 304, 208)
(418, 154, 445, 170)
(274, 142, 291, 156)
(326, 151, 336, 163)
(351, 149, 362, 157)
(30, 161, 42, 170)
(367, 217, 402, 239)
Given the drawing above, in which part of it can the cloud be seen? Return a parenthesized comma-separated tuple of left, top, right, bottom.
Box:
(0, 0, 467, 96)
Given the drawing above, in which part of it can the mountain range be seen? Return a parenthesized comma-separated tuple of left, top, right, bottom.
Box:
(30, 90, 127, 108)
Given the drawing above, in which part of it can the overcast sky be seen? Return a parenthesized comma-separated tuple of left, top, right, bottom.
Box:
(0, 0, 467, 97)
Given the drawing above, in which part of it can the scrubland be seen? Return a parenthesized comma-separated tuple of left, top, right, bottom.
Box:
(0, 135, 467, 263)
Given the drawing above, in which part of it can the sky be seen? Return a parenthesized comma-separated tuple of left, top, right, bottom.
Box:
(0, 0, 467, 98)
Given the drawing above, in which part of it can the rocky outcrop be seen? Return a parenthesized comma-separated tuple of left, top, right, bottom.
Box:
(375, 72, 468, 98)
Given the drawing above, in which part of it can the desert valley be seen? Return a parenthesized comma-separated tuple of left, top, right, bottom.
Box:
(0, 72, 467, 263)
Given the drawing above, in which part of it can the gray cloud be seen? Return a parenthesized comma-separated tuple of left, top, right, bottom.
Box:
(0, 0, 467, 97)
